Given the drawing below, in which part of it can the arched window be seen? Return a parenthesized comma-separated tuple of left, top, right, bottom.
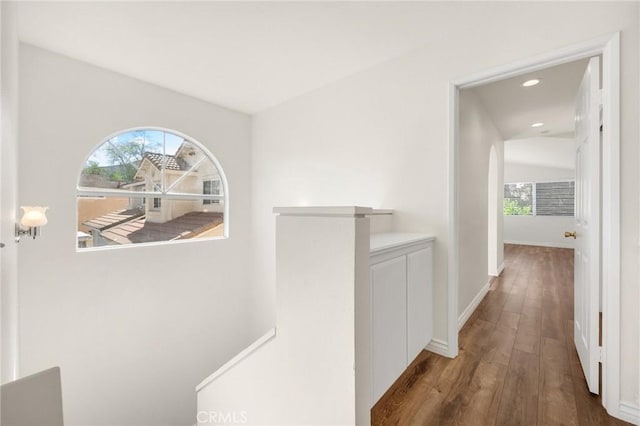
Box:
(77, 128, 227, 249)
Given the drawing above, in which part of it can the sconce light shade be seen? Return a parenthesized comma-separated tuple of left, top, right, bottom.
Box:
(20, 206, 48, 227)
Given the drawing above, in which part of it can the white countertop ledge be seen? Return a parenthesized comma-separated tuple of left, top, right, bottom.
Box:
(273, 206, 373, 217)
(368, 209, 393, 215)
(370, 232, 435, 253)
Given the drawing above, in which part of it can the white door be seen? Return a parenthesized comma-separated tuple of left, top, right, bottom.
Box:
(572, 56, 601, 394)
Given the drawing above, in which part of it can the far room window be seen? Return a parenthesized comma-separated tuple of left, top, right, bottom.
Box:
(535, 181, 575, 216)
(504, 181, 575, 216)
(504, 183, 533, 215)
(77, 128, 228, 250)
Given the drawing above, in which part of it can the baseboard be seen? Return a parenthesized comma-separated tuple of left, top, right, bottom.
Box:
(488, 262, 504, 277)
(618, 401, 640, 425)
(458, 280, 490, 331)
(504, 239, 574, 249)
(425, 338, 454, 358)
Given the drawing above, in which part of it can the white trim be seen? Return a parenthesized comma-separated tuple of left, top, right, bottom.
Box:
(458, 280, 490, 331)
(368, 209, 394, 216)
(77, 188, 224, 200)
(503, 240, 574, 249)
(600, 32, 621, 416)
(273, 206, 372, 217)
(454, 33, 614, 89)
(496, 262, 505, 276)
(449, 32, 621, 418)
(196, 328, 277, 393)
(618, 401, 640, 425)
(370, 233, 435, 256)
(447, 82, 459, 358)
(425, 338, 452, 358)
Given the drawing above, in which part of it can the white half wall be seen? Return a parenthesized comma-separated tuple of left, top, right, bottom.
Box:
(249, 2, 639, 407)
(18, 45, 253, 426)
(197, 207, 371, 426)
(504, 162, 575, 249)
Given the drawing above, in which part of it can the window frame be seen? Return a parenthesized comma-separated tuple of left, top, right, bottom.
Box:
(202, 178, 221, 205)
(503, 181, 535, 216)
(534, 180, 575, 216)
(77, 127, 229, 251)
(152, 197, 162, 210)
(503, 179, 575, 217)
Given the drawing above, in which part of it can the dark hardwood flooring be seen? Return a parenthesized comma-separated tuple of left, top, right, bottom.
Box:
(372, 244, 630, 426)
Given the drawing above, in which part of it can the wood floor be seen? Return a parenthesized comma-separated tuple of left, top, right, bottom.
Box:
(372, 244, 630, 426)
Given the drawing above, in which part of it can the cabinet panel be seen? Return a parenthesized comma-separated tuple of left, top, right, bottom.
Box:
(371, 256, 407, 404)
(407, 247, 433, 363)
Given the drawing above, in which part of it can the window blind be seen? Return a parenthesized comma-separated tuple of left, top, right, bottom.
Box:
(535, 181, 575, 216)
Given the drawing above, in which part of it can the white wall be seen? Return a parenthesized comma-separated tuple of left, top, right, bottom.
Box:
(504, 137, 576, 170)
(505, 162, 575, 182)
(1, 1, 20, 383)
(504, 215, 576, 249)
(504, 163, 575, 248)
(458, 90, 503, 318)
(18, 45, 253, 426)
(249, 2, 639, 408)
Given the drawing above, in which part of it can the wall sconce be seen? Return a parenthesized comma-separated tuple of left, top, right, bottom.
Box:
(15, 206, 48, 242)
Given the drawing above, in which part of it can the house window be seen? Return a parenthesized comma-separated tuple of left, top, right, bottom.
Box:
(504, 181, 575, 216)
(77, 128, 228, 250)
(203, 179, 221, 205)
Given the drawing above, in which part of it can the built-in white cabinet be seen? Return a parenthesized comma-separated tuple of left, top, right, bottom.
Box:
(371, 256, 408, 404)
(370, 233, 434, 405)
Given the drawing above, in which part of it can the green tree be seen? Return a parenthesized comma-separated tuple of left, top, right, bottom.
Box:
(103, 131, 160, 183)
(83, 161, 104, 176)
(503, 199, 532, 215)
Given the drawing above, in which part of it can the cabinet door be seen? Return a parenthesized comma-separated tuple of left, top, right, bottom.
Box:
(407, 246, 433, 363)
(371, 256, 407, 404)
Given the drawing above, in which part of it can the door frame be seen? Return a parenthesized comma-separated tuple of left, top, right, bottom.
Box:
(448, 33, 621, 416)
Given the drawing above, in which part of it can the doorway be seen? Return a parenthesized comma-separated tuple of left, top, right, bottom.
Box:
(449, 33, 621, 417)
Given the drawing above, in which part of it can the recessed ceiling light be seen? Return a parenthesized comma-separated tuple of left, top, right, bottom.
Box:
(522, 79, 540, 87)
(531, 122, 544, 128)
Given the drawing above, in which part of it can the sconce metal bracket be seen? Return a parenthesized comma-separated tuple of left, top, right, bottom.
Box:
(15, 224, 40, 242)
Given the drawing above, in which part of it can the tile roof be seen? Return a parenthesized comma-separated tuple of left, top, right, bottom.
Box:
(100, 211, 223, 245)
(143, 152, 183, 171)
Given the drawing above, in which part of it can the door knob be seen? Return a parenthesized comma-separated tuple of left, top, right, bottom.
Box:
(564, 231, 577, 239)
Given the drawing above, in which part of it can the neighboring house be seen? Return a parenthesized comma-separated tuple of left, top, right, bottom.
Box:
(132, 141, 223, 224)
(80, 141, 223, 247)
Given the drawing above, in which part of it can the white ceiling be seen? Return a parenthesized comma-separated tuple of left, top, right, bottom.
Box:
(471, 58, 590, 140)
(16, 1, 458, 114)
(505, 137, 576, 170)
